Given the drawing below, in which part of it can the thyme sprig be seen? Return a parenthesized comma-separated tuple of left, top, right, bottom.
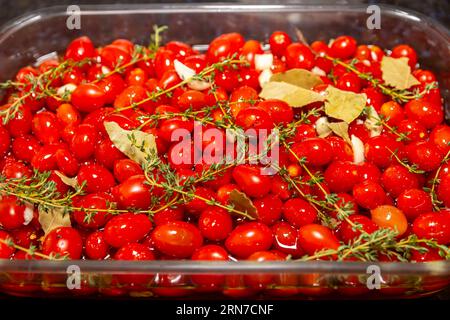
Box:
(112, 56, 249, 114)
(324, 56, 437, 103)
(0, 239, 67, 260)
(427, 145, 450, 210)
(0, 58, 92, 125)
(388, 148, 426, 174)
(0, 171, 165, 217)
(300, 229, 450, 262)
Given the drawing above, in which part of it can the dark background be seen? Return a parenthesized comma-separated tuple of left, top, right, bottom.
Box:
(0, 0, 448, 28)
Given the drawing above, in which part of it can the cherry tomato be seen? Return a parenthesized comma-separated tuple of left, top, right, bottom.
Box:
(269, 31, 292, 57)
(103, 213, 152, 248)
(329, 35, 357, 59)
(198, 208, 233, 241)
(297, 224, 340, 256)
(65, 36, 95, 61)
(42, 227, 83, 259)
(396, 189, 433, 221)
(412, 212, 450, 245)
(191, 245, 229, 290)
(371, 205, 408, 236)
(152, 221, 203, 258)
(232, 165, 272, 198)
(71, 84, 106, 113)
(337, 215, 378, 243)
(77, 163, 116, 193)
(282, 198, 317, 228)
(225, 222, 273, 258)
(285, 43, 315, 70)
(85, 231, 110, 260)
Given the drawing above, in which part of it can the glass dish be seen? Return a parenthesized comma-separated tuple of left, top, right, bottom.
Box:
(0, 3, 449, 299)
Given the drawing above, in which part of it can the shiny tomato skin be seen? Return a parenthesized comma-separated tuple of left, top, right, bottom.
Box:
(72, 193, 113, 229)
(396, 189, 433, 221)
(85, 231, 109, 260)
(31, 111, 61, 145)
(337, 215, 378, 243)
(282, 198, 317, 228)
(113, 175, 154, 210)
(285, 43, 315, 70)
(0, 196, 28, 230)
(77, 164, 116, 194)
(272, 221, 304, 257)
(206, 33, 245, 63)
(198, 208, 233, 241)
(65, 36, 95, 61)
(352, 180, 387, 210)
(191, 245, 229, 289)
(71, 84, 106, 113)
(254, 194, 283, 226)
(297, 224, 340, 256)
(70, 124, 99, 161)
(152, 221, 203, 258)
(113, 159, 143, 183)
(103, 213, 152, 248)
(371, 205, 408, 236)
(225, 222, 273, 258)
(412, 212, 450, 245)
(42, 227, 83, 259)
(232, 165, 272, 198)
(329, 36, 357, 59)
(269, 31, 292, 57)
(290, 138, 332, 167)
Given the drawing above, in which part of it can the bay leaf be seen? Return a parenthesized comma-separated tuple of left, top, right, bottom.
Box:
(328, 121, 351, 144)
(381, 56, 420, 90)
(324, 86, 367, 123)
(38, 207, 71, 235)
(364, 106, 383, 137)
(270, 68, 323, 89)
(259, 81, 325, 108)
(104, 121, 158, 166)
(54, 171, 78, 188)
(228, 190, 258, 219)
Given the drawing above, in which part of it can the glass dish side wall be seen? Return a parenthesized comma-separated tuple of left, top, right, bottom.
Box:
(0, 4, 449, 299)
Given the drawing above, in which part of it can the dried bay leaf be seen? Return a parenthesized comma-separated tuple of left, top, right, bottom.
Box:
(328, 121, 351, 144)
(54, 171, 78, 188)
(228, 190, 257, 219)
(259, 81, 325, 108)
(38, 207, 71, 235)
(104, 121, 158, 166)
(270, 68, 323, 89)
(381, 56, 420, 90)
(324, 86, 367, 123)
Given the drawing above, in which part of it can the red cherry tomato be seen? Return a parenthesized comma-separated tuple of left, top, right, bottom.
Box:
(152, 221, 203, 258)
(42, 227, 83, 259)
(103, 213, 152, 248)
(71, 84, 106, 113)
(298, 224, 340, 256)
(225, 222, 273, 258)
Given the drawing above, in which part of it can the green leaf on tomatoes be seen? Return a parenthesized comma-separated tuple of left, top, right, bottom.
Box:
(381, 56, 420, 90)
(270, 68, 323, 89)
(328, 121, 351, 144)
(228, 189, 258, 219)
(259, 81, 325, 108)
(38, 207, 71, 236)
(104, 121, 158, 166)
(324, 86, 367, 123)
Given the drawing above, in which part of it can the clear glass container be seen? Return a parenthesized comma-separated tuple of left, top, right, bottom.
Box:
(0, 3, 449, 299)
